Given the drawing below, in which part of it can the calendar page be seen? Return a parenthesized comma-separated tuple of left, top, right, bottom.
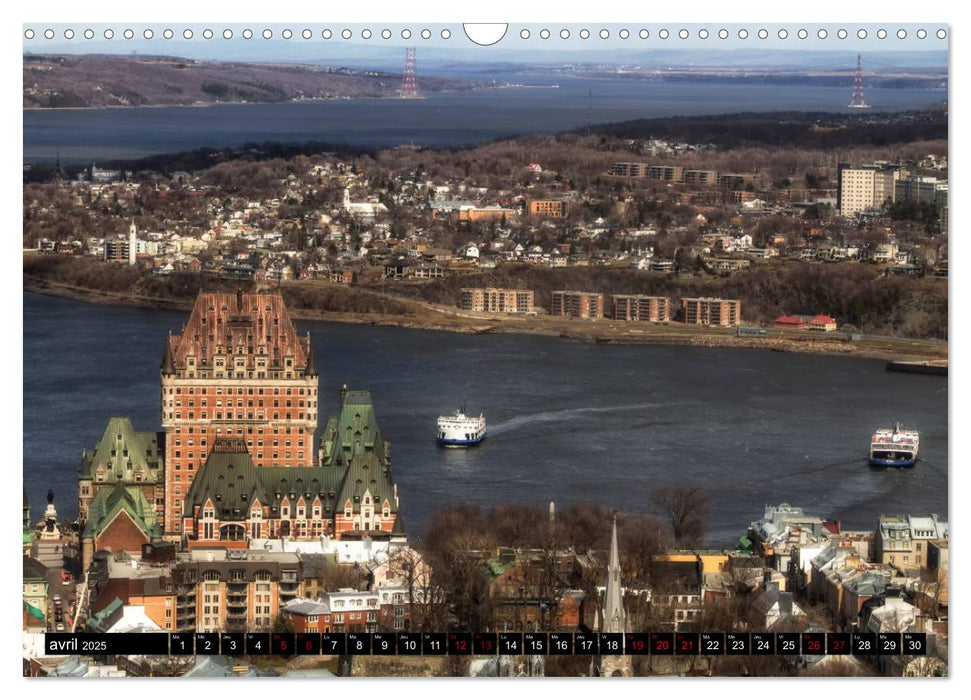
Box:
(20, 11, 949, 683)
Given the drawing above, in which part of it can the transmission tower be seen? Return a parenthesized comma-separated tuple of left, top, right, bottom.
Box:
(848, 54, 870, 109)
(399, 47, 421, 99)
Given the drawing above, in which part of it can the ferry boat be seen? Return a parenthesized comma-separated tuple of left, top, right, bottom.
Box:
(869, 423, 919, 467)
(437, 408, 487, 447)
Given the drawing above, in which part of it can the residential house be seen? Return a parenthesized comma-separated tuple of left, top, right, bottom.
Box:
(875, 514, 948, 572)
(752, 580, 807, 631)
(808, 315, 838, 332)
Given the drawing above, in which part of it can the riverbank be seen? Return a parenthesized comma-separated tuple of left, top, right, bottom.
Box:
(23, 276, 948, 365)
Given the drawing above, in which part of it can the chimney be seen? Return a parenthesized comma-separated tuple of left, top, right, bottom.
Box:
(778, 591, 793, 617)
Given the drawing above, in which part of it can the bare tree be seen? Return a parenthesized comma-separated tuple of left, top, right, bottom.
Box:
(420, 507, 495, 632)
(652, 485, 710, 547)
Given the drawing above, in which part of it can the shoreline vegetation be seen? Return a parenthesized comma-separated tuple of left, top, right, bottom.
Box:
(23, 264, 947, 366)
(23, 53, 479, 110)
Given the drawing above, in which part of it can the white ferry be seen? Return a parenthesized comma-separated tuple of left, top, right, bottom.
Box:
(869, 423, 919, 467)
(437, 408, 487, 447)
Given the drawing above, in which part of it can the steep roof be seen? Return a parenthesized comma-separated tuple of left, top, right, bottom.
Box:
(23, 555, 48, 582)
(80, 417, 163, 484)
(330, 391, 397, 514)
(184, 439, 359, 520)
(185, 390, 399, 523)
(82, 480, 162, 541)
(165, 291, 313, 374)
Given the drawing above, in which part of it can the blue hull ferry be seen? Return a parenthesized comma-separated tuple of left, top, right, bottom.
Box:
(869, 423, 919, 467)
(437, 409, 486, 447)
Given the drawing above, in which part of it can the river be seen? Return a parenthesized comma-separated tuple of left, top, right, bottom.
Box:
(22, 292, 947, 544)
(23, 77, 946, 163)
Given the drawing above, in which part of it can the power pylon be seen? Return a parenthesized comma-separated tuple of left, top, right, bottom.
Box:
(399, 47, 421, 99)
(848, 54, 870, 108)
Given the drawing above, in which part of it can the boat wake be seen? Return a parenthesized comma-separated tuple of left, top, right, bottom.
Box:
(488, 402, 663, 435)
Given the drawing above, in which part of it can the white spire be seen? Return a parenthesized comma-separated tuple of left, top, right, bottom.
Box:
(602, 514, 626, 634)
(128, 221, 137, 266)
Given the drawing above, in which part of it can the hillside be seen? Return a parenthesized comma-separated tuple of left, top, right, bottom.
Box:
(23, 53, 478, 108)
(587, 109, 948, 149)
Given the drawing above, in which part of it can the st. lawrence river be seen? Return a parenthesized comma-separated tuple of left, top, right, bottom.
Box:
(23, 292, 947, 544)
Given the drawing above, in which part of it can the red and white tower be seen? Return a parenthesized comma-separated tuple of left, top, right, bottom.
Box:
(848, 54, 870, 109)
(399, 47, 421, 99)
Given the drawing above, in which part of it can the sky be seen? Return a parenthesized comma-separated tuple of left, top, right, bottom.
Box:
(22, 23, 949, 73)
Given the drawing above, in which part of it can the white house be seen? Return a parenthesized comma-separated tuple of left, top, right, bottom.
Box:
(343, 189, 388, 220)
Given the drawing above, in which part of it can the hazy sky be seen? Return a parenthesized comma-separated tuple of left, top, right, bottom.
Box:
(23, 22, 948, 68)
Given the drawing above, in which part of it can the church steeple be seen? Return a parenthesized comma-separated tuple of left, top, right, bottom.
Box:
(593, 514, 632, 677)
(603, 514, 626, 634)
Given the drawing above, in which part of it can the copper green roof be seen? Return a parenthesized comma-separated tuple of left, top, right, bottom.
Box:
(186, 389, 399, 520)
(86, 597, 123, 630)
(24, 601, 45, 623)
(82, 480, 163, 540)
(184, 441, 345, 519)
(329, 390, 397, 512)
(80, 417, 164, 484)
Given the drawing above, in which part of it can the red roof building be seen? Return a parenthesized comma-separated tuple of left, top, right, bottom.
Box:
(773, 315, 808, 330)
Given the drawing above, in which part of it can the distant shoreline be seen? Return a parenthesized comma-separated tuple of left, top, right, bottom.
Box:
(22, 91, 474, 112)
(23, 278, 948, 366)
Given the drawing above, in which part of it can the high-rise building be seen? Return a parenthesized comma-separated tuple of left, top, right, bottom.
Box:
(894, 176, 948, 206)
(160, 291, 319, 537)
(837, 163, 903, 217)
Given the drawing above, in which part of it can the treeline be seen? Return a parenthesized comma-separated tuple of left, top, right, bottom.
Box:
(589, 110, 948, 149)
(23, 254, 236, 301)
(22, 141, 378, 183)
(280, 283, 414, 317)
(22, 255, 418, 318)
(417, 491, 708, 634)
(392, 262, 947, 338)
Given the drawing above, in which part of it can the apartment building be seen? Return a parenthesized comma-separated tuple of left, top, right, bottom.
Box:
(837, 163, 903, 217)
(550, 290, 605, 319)
(460, 288, 535, 314)
(681, 297, 741, 326)
(610, 295, 671, 322)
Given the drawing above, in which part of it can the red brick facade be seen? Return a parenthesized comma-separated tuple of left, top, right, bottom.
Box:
(95, 510, 153, 555)
(161, 292, 319, 537)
